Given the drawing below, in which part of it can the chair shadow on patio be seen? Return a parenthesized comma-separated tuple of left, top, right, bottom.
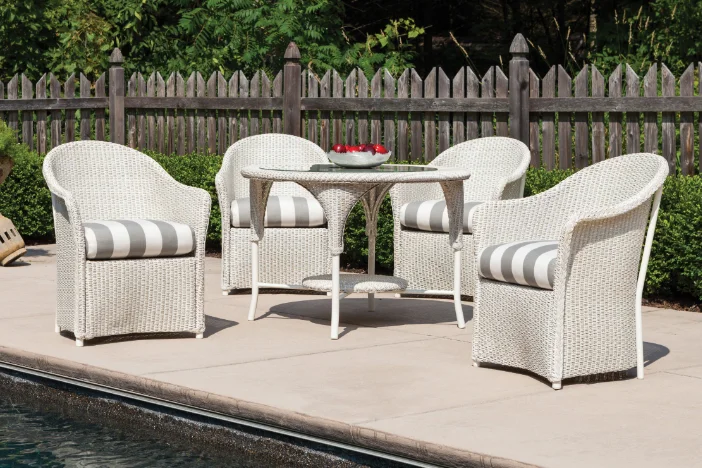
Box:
(263, 296, 474, 338)
(58, 315, 238, 345)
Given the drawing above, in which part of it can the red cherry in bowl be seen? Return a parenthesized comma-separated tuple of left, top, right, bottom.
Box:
(347, 145, 362, 152)
(360, 143, 376, 154)
(373, 144, 389, 154)
(332, 143, 346, 153)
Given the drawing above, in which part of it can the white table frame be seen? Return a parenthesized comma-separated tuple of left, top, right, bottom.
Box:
(242, 164, 471, 339)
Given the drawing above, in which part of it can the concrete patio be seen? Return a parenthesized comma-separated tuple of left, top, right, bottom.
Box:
(1, 245, 701, 467)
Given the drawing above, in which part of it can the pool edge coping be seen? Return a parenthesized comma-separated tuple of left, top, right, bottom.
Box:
(0, 345, 538, 468)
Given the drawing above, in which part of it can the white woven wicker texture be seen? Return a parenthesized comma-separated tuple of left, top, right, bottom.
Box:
(43, 141, 211, 345)
(390, 137, 531, 296)
(471, 153, 669, 389)
(216, 134, 331, 291)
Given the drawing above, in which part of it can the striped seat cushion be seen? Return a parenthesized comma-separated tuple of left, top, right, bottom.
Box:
(84, 220, 195, 260)
(478, 240, 558, 290)
(399, 200, 483, 233)
(231, 196, 326, 228)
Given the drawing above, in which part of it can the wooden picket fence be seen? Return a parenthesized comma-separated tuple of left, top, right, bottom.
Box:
(2, 35, 702, 175)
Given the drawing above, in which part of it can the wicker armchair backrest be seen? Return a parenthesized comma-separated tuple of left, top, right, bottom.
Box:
(542, 153, 668, 214)
(43, 141, 183, 221)
(430, 137, 530, 200)
(223, 134, 328, 199)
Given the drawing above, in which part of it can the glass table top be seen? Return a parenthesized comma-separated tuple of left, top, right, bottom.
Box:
(261, 164, 438, 173)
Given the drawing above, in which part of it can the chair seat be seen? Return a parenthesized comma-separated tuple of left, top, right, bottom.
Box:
(400, 200, 483, 233)
(478, 240, 558, 290)
(231, 196, 326, 228)
(84, 220, 195, 260)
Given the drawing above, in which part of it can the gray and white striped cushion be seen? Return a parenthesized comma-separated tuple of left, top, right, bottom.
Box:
(231, 196, 326, 228)
(84, 220, 195, 260)
(399, 200, 483, 233)
(478, 240, 558, 290)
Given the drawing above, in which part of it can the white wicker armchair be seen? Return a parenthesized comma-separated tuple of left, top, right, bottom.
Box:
(389, 137, 530, 297)
(471, 153, 668, 390)
(216, 134, 330, 293)
(43, 141, 211, 346)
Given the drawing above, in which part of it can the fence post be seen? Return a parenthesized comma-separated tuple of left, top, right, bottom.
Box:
(283, 42, 301, 136)
(109, 48, 125, 144)
(508, 34, 530, 146)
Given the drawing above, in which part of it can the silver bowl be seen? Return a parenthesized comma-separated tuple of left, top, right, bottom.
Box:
(327, 150, 392, 168)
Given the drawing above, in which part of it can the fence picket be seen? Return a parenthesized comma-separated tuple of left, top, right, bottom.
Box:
(465, 68, 479, 140)
(356, 69, 368, 145)
(307, 72, 319, 144)
(196, 72, 206, 153)
(95, 74, 106, 142)
(591, 66, 605, 164)
(147, 73, 156, 150)
(135, 74, 146, 149)
(217, 72, 227, 154)
(529, 69, 540, 167)
(0, 80, 3, 125)
(495, 67, 508, 137)
(643, 65, 658, 155)
(410, 69, 423, 161)
(127, 73, 136, 146)
(228, 72, 239, 146)
(608, 65, 622, 158)
(36, 75, 47, 154)
(661, 64, 676, 171)
(238, 72, 249, 140)
(206, 72, 216, 153)
(370, 70, 382, 146)
(64, 74, 75, 143)
(318, 71, 329, 150)
(250, 71, 260, 137)
(541, 66, 556, 169)
(21, 75, 33, 150)
(332, 71, 343, 145)
(625, 65, 640, 154)
(557, 65, 572, 169)
(176, 73, 185, 154)
(167, 73, 176, 155)
(438, 67, 450, 153)
(452, 68, 465, 145)
(397, 69, 409, 160)
(157, 73, 166, 153)
(7, 76, 18, 134)
(186, 73, 196, 153)
(424, 68, 437, 161)
(574, 65, 588, 169)
(680, 64, 694, 175)
(384, 69, 396, 155)
(345, 69, 357, 145)
(480, 67, 494, 137)
(261, 71, 271, 135)
(49, 74, 61, 147)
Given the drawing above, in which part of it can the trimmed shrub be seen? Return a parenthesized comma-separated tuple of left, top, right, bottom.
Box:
(0, 150, 700, 301)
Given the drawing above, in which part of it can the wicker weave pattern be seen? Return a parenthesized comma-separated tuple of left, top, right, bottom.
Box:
(43, 141, 211, 341)
(471, 153, 668, 383)
(216, 134, 330, 291)
(390, 137, 530, 295)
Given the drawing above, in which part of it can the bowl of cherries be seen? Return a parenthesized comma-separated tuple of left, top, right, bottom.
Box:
(327, 143, 391, 168)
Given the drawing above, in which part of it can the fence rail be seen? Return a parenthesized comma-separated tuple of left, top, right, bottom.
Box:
(1, 34, 702, 174)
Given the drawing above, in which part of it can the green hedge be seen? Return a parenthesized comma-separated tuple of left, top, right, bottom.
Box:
(0, 150, 700, 301)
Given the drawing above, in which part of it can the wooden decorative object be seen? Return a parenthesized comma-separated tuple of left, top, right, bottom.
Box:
(0, 154, 12, 185)
(0, 214, 26, 266)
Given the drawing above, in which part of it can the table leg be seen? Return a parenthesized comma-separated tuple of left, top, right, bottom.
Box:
(331, 255, 341, 339)
(248, 240, 259, 321)
(360, 184, 392, 313)
(367, 233, 376, 312)
(440, 180, 466, 329)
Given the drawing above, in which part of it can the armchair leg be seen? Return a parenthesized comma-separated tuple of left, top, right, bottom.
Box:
(55, 323, 61, 333)
(472, 359, 480, 368)
(248, 241, 259, 321)
(75, 339, 84, 347)
(196, 333, 204, 339)
(453, 251, 466, 328)
(551, 381, 562, 390)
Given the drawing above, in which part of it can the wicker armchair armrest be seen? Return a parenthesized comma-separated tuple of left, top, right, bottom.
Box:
(215, 156, 236, 231)
(493, 155, 530, 200)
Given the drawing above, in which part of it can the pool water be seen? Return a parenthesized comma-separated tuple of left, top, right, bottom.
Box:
(0, 398, 238, 467)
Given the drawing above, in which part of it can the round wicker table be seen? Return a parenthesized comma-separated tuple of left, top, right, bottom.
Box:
(241, 163, 471, 339)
